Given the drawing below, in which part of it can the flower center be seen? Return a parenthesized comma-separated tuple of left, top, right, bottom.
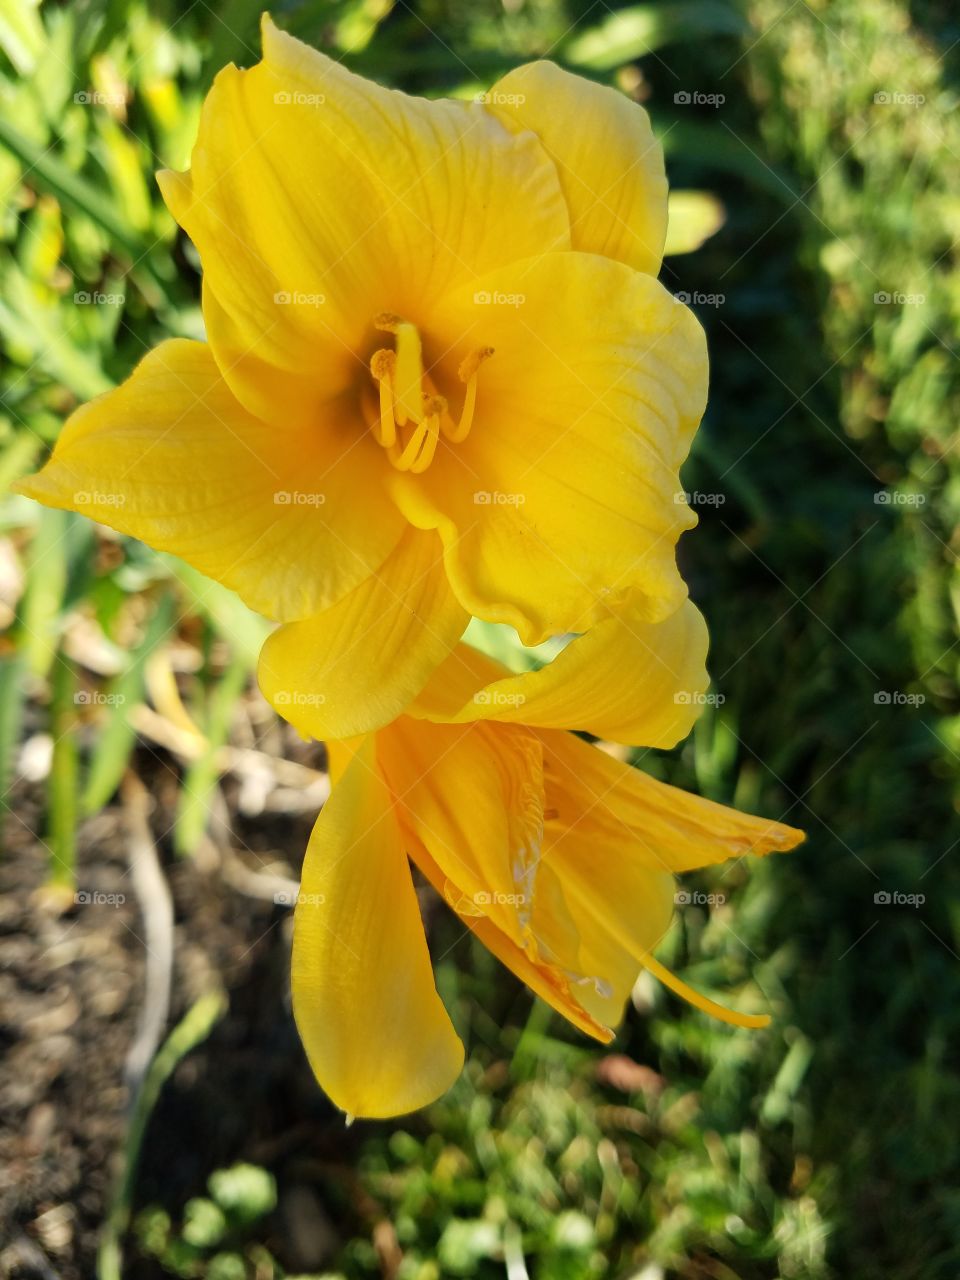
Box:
(366, 314, 493, 474)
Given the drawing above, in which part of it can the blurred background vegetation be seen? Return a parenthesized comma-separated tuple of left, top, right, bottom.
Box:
(1, 0, 958, 1276)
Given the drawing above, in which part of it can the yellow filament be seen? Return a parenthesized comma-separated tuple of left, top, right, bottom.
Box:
(445, 347, 494, 444)
(375, 313, 423, 426)
(640, 951, 771, 1029)
(390, 395, 445, 473)
(369, 349, 397, 448)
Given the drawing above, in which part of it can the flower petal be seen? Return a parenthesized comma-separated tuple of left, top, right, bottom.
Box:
(528, 730, 803, 1031)
(16, 340, 403, 621)
(408, 599, 710, 747)
(380, 717, 616, 1041)
(159, 16, 570, 429)
(391, 252, 706, 643)
(292, 736, 464, 1118)
(485, 61, 668, 276)
(378, 718, 546, 947)
(258, 528, 468, 740)
(541, 729, 805, 878)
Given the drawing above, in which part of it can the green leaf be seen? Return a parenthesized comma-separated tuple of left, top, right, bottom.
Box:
(0, 0, 46, 75)
(563, 1, 748, 70)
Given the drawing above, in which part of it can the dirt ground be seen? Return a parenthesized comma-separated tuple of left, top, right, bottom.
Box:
(0, 739, 378, 1279)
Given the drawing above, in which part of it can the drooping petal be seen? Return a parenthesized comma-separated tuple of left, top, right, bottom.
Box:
(540, 728, 805, 877)
(408, 600, 710, 747)
(405, 826, 616, 1043)
(379, 715, 618, 1040)
(521, 729, 803, 1031)
(15, 340, 403, 621)
(484, 61, 668, 276)
(258, 528, 468, 740)
(378, 718, 546, 948)
(292, 736, 464, 1118)
(159, 16, 570, 429)
(391, 252, 707, 644)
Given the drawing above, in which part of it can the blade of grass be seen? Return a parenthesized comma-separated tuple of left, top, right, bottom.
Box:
(0, 649, 27, 852)
(82, 591, 176, 815)
(174, 651, 248, 858)
(97, 990, 228, 1280)
(47, 653, 78, 891)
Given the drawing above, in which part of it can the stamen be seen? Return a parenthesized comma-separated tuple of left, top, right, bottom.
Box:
(369, 349, 397, 448)
(640, 951, 771, 1029)
(410, 395, 446, 474)
(375, 313, 423, 426)
(367, 321, 491, 472)
(444, 347, 494, 444)
(390, 394, 446, 474)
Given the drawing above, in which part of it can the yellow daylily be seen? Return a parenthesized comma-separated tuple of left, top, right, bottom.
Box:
(17, 17, 708, 736)
(266, 613, 804, 1119)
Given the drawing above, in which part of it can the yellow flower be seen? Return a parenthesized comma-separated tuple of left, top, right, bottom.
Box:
(267, 610, 804, 1119)
(16, 17, 707, 736)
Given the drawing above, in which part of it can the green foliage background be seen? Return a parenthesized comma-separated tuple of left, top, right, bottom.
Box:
(1, 0, 958, 1277)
